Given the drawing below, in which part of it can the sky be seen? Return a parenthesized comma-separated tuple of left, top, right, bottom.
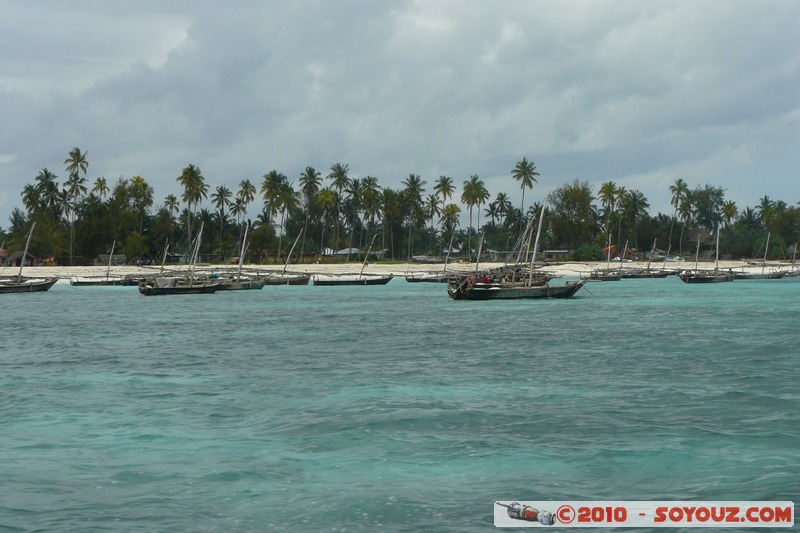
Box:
(2, 0, 799, 229)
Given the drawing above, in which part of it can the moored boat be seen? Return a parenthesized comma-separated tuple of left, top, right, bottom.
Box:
(0, 223, 58, 294)
(138, 277, 222, 295)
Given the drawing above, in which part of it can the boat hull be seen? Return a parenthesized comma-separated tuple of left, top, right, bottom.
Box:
(138, 282, 222, 295)
(313, 275, 393, 286)
(678, 271, 734, 283)
(217, 279, 268, 290)
(0, 278, 58, 293)
(447, 280, 585, 300)
(70, 278, 128, 286)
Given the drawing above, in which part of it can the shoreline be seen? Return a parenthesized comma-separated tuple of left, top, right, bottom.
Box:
(1, 259, 783, 282)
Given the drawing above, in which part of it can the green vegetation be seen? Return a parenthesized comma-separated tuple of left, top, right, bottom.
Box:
(3, 149, 800, 265)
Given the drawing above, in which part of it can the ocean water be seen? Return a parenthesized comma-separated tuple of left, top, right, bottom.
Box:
(1, 276, 798, 531)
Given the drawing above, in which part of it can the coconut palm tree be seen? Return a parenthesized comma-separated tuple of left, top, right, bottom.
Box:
(237, 179, 257, 219)
(621, 189, 649, 252)
(721, 200, 738, 228)
(298, 166, 322, 260)
(164, 194, 180, 216)
(34, 168, 61, 222)
(668, 178, 689, 253)
(275, 181, 299, 262)
(511, 157, 539, 232)
(21, 184, 40, 214)
(461, 175, 486, 260)
(597, 181, 618, 251)
(92, 177, 109, 200)
(316, 187, 337, 257)
(402, 174, 426, 260)
(176, 164, 208, 254)
(425, 194, 442, 252)
(327, 163, 351, 256)
(211, 185, 232, 246)
(129, 176, 154, 235)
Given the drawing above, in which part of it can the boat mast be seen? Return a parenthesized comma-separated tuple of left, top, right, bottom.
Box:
(106, 241, 116, 281)
(527, 200, 547, 286)
(160, 239, 170, 273)
(762, 232, 770, 275)
(17, 222, 36, 283)
(237, 222, 250, 281)
(283, 230, 303, 274)
(646, 239, 657, 272)
(442, 234, 454, 274)
(189, 222, 204, 282)
(714, 222, 721, 273)
(359, 234, 378, 277)
(474, 233, 485, 276)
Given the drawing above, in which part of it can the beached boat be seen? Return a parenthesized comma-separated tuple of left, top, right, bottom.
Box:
(404, 271, 454, 283)
(448, 201, 585, 301)
(0, 223, 58, 294)
(70, 241, 128, 286)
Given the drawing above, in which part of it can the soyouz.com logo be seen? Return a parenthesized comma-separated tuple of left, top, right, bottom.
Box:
(494, 501, 794, 527)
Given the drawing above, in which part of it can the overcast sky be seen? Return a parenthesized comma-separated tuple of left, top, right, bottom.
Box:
(2, 0, 799, 228)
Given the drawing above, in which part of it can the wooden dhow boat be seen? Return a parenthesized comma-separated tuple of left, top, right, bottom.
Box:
(312, 235, 393, 286)
(679, 223, 733, 284)
(0, 222, 58, 294)
(448, 201, 585, 301)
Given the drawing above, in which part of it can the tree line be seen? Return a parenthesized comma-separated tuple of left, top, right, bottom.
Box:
(3, 147, 799, 265)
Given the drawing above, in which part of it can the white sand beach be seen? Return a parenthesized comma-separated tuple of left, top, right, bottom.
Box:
(2, 258, 787, 283)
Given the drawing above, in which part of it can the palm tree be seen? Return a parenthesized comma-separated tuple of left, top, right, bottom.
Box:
(597, 181, 618, 251)
(757, 195, 775, 230)
(164, 194, 180, 216)
(316, 188, 337, 257)
(721, 200, 738, 227)
(461, 175, 486, 260)
(425, 194, 442, 252)
(237, 179, 257, 220)
(668, 178, 689, 253)
(511, 157, 539, 232)
(275, 181, 299, 262)
(433, 175, 455, 233)
(211, 185, 233, 246)
(402, 174, 426, 260)
(440, 203, 462, 249)
(298, 166, 322, 261)
(130, 175, 154, 235)
(621, 189, 649, 251)
(35, 168, 61, 222)
(471, 176, 489, 231)
(176, 164, 208, 254)
(327, 163, 351, 256)
(677, 192, 694, 257)
(21, 184, 40, 214)
(92, 177, 109, 200)
(493, 192, 513, 228)
(64, 147, 89, 176)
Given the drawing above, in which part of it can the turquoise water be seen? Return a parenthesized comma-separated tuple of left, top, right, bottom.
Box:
(1, 277, 798, 531)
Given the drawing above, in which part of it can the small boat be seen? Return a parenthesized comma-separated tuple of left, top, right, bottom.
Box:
(447, 278, 585, 300)
(448, 201, 585, 301)
(139, 222, 221, 295)
(217, 223, 267, 291)
(263, 272, 311, 285)
(138, 277, 222, 295)
(0, 277, 58, 293)
(0, 222, 58, 294)
(70, 241, 127, 286)
(678, 269, 735, 283)
(312, 234, 393, 286)
(733, 233, 786, 280)
(404, 271, 454, 283)
(313, 273, 393, 286)
(679, 223, 733, 284)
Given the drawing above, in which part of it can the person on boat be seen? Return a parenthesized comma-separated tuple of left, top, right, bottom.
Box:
(481, 274, 489, 284)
